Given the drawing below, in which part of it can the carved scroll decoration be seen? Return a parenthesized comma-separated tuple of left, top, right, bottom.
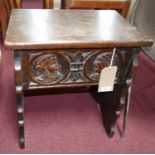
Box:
(29, 49, 123, 86)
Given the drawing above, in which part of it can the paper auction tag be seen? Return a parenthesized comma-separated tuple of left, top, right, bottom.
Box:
(98, 66, 117, 92)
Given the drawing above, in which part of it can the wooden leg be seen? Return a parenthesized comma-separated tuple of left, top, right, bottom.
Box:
(122, 79, 132, 137)
(14, 51, 25, 149)
(91, 86, 121, 138)
(122, 53, 138, 137)
(90, 50, 136, 138)
(100, 52, 137, 137)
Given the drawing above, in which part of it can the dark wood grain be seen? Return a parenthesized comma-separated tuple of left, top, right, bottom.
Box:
(5, 9, 153, 50)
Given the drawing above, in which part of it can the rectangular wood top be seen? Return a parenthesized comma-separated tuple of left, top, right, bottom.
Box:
(5, 9, 153, 50)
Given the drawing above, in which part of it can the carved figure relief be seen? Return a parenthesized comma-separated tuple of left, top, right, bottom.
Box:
(30, 53, 70, 85)
(84, 52, 121, 81)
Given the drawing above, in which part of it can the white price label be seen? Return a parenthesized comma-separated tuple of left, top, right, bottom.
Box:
(98, 66, 117, 93)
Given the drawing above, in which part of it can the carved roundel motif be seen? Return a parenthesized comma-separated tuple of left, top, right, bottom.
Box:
(84, 52, 112, 81)
(30, 53, 70, 85)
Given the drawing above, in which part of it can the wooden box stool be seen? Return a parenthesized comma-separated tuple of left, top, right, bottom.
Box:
(5, 9, 153, 148)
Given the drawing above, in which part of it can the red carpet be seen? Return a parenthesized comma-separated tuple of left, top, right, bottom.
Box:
(0, 0, 155, 153)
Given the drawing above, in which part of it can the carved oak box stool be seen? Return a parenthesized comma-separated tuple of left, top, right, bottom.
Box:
(4, 9, 153, 149)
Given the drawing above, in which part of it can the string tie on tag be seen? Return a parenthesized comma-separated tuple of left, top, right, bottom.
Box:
(109, 48, 116, 68)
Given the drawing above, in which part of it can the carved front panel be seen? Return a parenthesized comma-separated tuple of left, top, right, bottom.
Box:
(22, 49, 128, 89)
